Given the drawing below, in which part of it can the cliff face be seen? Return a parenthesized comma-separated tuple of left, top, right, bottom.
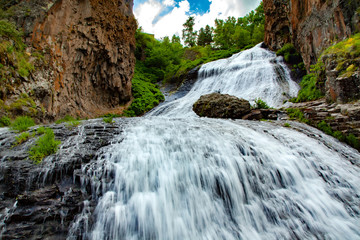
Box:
(2, 0, 136, 120)
(264, 0, 359, 70)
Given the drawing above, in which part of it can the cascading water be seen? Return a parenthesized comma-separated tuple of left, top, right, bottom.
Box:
(73, 44, 360, 239)
(149, 43, 299, 117)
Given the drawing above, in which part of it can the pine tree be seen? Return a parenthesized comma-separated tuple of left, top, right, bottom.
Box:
(182, 16, 197, 47)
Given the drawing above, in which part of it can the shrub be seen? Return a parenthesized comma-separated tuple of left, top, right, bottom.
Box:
(276, 43, 301, 63)
(290, 73, 324, 103)
(55, 115, 81, 128)
(253, 98, 270, 109)
(103, 116, 114, 124)
(29, 128, 61, 164)
(11, 116, 35, 132)
(317, 121, 333, 135)
(284, 123, 291, 128)
(0, 116, 11, 127)
(286, 108, 310, 124)
(124, 70, 165, 117)
(14, 131, 31, 145)
(36, 126, 46, 135)
(346, 134, 360, 150)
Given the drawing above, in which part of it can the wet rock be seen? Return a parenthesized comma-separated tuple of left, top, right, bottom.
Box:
(0, 118, 128, 239)
(193, 93, 251, 119)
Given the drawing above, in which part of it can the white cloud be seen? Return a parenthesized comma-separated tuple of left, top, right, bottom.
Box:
(134, 0, 261, 39)
(163, 0, 175, 7)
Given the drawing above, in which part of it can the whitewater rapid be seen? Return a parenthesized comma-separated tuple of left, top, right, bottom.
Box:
(70, 44, 360, 240)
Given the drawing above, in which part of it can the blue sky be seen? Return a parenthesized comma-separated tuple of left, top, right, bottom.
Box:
(134, 0, 262, 39)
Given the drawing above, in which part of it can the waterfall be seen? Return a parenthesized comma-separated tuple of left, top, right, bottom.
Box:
(73, 44, 360, 239)
(148, 43, 299, 117)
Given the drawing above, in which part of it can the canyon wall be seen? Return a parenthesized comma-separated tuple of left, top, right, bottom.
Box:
(264, 0, 359, 70)
(3, 0, 136, 120)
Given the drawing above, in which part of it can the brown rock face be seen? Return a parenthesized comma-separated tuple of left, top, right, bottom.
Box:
(33, 0, 136, 118)
(264, 0, 359, 70)
(193, 93, 251, 119)
(6, 0, 136, 120)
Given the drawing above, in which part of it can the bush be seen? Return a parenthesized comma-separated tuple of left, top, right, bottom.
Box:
(284, 123, 291, 128)
(290, 73, 324, 103)
(346, 134, 360, 150)
(11, 116, 35, 132)
(286, 108, 310, 124)
(103, 116, 114, 124)
(253, 98, 270, 109)
(124, 65, 165, 117)
(36, 126, 46, 135)
(55, 115, 81, 128)
(276, 43, 301, 63)
(317, 120, 333, 135)
(14, 131, 31, 145)
(0, 116, 11, 127)
(29, 128, 61, 164)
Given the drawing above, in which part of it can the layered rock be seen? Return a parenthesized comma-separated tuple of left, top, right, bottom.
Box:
(264, 0, 359, 70)
(0, 118, 129, 239)
(2, 0, 136, 120)
(193, 93, 251, 119)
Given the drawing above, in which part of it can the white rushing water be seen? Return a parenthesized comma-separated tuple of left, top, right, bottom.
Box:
(79, 44, 360, 240)
(149, 43, 299, 117)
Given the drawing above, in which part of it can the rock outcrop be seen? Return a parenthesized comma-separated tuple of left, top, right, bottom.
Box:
(264, 0, 360, 70)
(0, 118, 130, 239)
(1, 0, 136, 121)
(193, 93, 251, 119)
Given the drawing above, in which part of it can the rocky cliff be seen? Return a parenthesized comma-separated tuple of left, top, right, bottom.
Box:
(1, 0, 136, 121)
(264, 0, 359, 70)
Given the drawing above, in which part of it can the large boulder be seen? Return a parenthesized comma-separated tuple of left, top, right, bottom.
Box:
(193, 93, 251, 119)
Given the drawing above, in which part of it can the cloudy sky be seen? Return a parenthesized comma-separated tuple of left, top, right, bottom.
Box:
(133, 0, 262, 39)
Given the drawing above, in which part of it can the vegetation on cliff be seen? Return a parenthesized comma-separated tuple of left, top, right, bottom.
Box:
(290, 33, 360, 103)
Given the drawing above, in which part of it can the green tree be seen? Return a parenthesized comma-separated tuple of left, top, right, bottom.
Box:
(171, 34, 181, 44)
(182, 16, 197, 47)
(197, 25, 213, 46)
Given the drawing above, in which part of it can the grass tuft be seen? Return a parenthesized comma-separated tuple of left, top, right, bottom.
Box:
(29, 128, 61, 164)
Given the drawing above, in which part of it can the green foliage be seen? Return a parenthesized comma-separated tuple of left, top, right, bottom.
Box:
(213, 2, 264, 50)
(11, 116, 35, 132)
(55, 115, 81, 128)
(276, 43, 301, 63)
(317, 120, 333, 135)
(29, 128, 61, 164)
(290, 73, 324, 102)
(0, 115, 11, 127)
(346, 134, 360, 149)
(36, 126, 46, 135)
(0, 20, 24, 49)
(286, 108, 310, 124)
(14, 131, 31, 145)
(55, 115, 77, 124)
(284, 123, 291, 128)
(253, 98, 270, 109)
(182, 16, 197, 47)
(125, 67, 165, 116)
(103, 116, 114, 124)
(316, 120, 360, 150)
(197, 25, 213, 46)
